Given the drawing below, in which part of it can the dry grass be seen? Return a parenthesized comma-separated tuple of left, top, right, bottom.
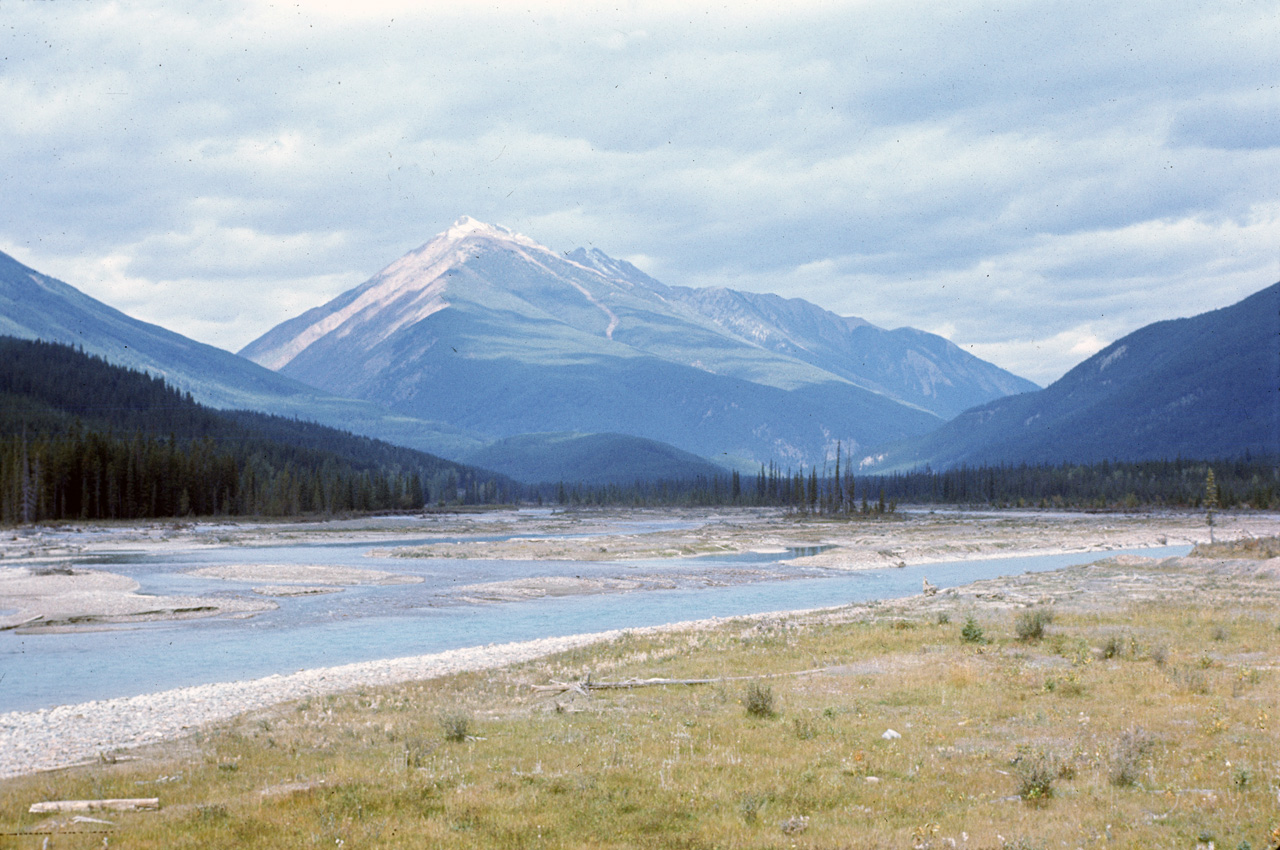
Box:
(1190, 533, 1280, 560)
(2, 557, 1279, 848)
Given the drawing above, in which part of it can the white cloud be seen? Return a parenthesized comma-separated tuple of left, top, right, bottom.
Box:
(0, 0, 1275, 385)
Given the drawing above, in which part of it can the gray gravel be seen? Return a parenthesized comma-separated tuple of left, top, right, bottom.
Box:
(0, 612, 778, 780)
(0, 629, 640, 779)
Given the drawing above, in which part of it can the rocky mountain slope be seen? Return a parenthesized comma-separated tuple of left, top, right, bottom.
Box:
(242, 217, 1035, 467)
(0, 249, 487, 458)
(862, 281, 1280, 471)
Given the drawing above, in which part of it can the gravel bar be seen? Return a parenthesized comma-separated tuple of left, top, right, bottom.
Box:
(0, 614, 779, 780)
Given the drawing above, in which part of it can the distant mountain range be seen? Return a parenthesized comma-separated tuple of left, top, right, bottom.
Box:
(5, 218, 1269, 484)
(459, 432, 729, 487)
(862, 282, 1280, 471)
(241, 217, 1036, 468)
(0, 248, 487, 459)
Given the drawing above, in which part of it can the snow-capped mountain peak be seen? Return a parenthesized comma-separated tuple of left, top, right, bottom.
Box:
(442, 216, 544, 252)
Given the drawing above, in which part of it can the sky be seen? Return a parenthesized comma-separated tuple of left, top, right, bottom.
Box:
(1, 0, 1276, 386)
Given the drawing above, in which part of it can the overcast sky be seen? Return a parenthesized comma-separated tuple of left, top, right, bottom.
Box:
(2, 0, 1276, 385)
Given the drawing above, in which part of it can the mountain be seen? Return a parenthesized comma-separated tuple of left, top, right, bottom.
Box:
(0, 249, 486, 458)
(862, 282, 1280, 471)
(242, 217, 1035, 467)
(460, 432, 729, 486)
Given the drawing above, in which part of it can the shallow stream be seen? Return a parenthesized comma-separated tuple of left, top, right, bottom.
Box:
(0, 528, 1190, 712)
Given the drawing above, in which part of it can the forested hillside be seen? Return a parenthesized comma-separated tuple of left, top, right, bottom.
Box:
(0, 338, 512, 523)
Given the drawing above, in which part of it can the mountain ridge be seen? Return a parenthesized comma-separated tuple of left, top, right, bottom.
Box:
(241, 217, 1037, 466)
(0, 248, 489, 459)
(861, 281, 1280, 471)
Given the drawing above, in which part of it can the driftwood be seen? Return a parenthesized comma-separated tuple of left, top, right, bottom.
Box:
(532, 667, 830, 695)
(29, 798, 159, 814)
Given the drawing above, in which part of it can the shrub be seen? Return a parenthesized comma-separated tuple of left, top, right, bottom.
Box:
(739, 792, 769, 823)
(793, 717, 819, 740)
(1015, 608, 1053, 641)
(960, 616, 985, 644)
(744, 681, 775, 718)
(439, 711, 472, 743)
(1108, 726, 1153, 786)
(1100, 634, 1127, 659)
(1013, 747, 1059, 801)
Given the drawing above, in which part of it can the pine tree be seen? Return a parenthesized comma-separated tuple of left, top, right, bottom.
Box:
(1204, 468, 1219, 542)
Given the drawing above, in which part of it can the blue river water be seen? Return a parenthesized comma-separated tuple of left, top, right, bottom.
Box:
(0, 539, 1190, 713)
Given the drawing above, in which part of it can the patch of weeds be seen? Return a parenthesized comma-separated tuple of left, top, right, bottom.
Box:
(1109, 726, 1154, 787)
(195, 803, 230, 823)
(1173, 666, 1211, 695)
(778, 815, 809, 835)
(1012, 746, 1060, 802)
(1000, 840, 1047, 850)
(1211, 624, 1230, 642)
(1149, 643, 1169, 666)
(935, 611, 951, 625)
(1014, 608, 1053, 641)
(439, 711, 472, 743)
(739, 792, 769, 824)
(960, 616, 985, 644)
(1232, 766, 1252, 789)
(793, 717, 819, 740)
(403, 737, 435, 768)
(1045, 670, 1086, 697)
(1100, 633, 1129, 659)
(744, 681, 775, 718)
(1232, 667, 1261, 697)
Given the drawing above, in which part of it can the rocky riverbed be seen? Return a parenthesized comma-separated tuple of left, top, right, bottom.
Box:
(1, 507, 1276, 780)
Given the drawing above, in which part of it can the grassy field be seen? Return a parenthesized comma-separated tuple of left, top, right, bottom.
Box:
(3, 544, 1279, 848)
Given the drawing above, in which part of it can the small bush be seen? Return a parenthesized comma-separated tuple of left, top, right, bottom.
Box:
(1149, 643, 1169, 666)
(744, 682, 775, 718)
(935, 611, 951, 625)
(960, 616, 985, 644)
(739, 792, 769, 823)
(439, 712, 472, 743)
(793, 717, 819, 740)
(1179, 667, 1211, 695)
(1015, 609, 1053, 641)
(1100, 634, 1127, 659)
(1108, 726, 1153, 786)
(1013, 747, 1059, 801)
(1211, 624, 1230, 641)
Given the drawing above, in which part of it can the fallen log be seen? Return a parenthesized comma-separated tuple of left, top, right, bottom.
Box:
(29, 799, 159, 814)
(531, 667, 830, 694)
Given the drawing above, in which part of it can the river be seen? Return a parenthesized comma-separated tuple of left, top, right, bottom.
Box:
(0, 526, 1191, 712)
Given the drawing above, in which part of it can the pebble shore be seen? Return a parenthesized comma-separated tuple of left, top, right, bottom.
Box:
(0, 615, 768, 780)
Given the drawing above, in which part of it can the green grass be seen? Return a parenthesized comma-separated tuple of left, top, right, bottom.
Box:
(3, 561, 1279, 848)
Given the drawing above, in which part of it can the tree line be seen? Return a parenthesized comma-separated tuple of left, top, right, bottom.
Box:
(535, 451, 1277, 513)
(0, 338, 513, 523)
(2, 337, 1274, 523)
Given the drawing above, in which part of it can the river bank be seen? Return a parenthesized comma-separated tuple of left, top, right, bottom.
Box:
(3, 507, 1273, 631)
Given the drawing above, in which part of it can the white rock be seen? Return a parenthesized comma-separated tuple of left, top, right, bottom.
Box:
(881, 728, 901, 740)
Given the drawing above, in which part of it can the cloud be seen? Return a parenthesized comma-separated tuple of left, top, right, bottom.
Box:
(0, 0, 1275, 382)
